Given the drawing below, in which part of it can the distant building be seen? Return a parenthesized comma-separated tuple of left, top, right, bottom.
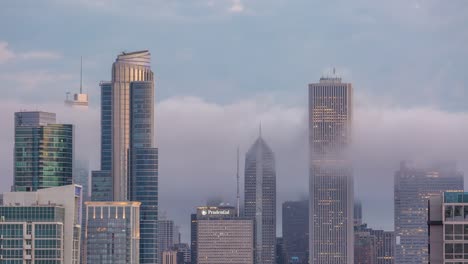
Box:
(0, 184, 83, 264)
(162, 250, 179, 264)
(428, 191, 468, 264)
(85, 201, 141, 264)
(191, 206, 254, 264)
(395, 161, 464, 263)
(244, 133, 277, 264)
(159, 219, 180, 263)
(282, 200, 308, 264)
(0, 194, 2, 205)
(309, 75, 354, 264)
(354, 224, 395, 264)
(173, 243, 191, 264)
(276, 237, 286, 264)
(354, 200, 363, 226)
(14, 111, 73, 192)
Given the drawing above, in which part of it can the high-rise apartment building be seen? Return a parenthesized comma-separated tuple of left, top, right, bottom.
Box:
(282, 200, 309, 264)
(244, 134, 276, 264)
(14, 111, 73, 192)
(308, 75, 354, 264)
(85, 201, 141, 264)
(191, 206, 254, 264)
(428, 191, 468, 264)
(395, 162, 464, 264)
(91, 50, 158, 263)
(0, 184, 83, 264)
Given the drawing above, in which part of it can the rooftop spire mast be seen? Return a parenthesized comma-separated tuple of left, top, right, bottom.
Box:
(236, 147, 240, 217)
(80, 56, 83, 94)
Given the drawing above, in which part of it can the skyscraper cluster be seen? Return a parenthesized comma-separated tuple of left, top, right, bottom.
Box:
(0, 49, 466, 264)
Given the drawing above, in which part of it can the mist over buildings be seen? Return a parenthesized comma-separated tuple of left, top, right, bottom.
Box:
(1, 93, 467, 241)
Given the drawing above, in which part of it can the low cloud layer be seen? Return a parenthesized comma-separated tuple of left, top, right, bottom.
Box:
(1, 95, 467, 241)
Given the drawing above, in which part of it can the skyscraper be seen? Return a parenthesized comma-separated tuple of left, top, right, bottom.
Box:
(85, 201, 141, 264)
(1, 184, 83, 264)
(14, 111, 73, 192)
(308, 75, 354, 264)
(158, 219, 180, 264)
(354, 200, 363, 226)
(354, 223, 395, 264)
(91, 50, 158, 263)
(394, 161, 463, 264)
(282, 200, 309, 264)
(244, 133, 277, 264)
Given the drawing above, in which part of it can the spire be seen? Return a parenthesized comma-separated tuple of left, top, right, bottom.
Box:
(236, 147, 240, 217)
(259, 122, 262, 138)
(80, 56, 83, 94)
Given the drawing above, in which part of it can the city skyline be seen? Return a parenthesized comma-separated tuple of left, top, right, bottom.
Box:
(1, 1, 468, 245)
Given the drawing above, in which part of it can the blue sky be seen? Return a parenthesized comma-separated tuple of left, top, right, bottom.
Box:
(1, 0, 468, 239)
(1, 0, 467, 109)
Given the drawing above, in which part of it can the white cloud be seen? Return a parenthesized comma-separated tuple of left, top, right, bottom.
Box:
(0, 41, 62, 64)
(229, 0, 245, 13)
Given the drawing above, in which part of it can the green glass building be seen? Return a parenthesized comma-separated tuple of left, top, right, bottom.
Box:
(14, 111, 73, 192)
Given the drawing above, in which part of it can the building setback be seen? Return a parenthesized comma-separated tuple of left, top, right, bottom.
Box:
(91, 50, 158, 264)
(14, 111, 73, 192)
(244, 134, 277, 264)
(0, 184, 82, 264)
(395, 162, 464, 264)
(282, 200, 309, 264)
(85, 201, 140, 264)
(191, 206, 254, 264)
(308, 75, 354, 264)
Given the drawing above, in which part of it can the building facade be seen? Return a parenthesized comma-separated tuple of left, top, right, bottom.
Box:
(308, 75, 354, 264)
(85, 201, 140, 264)
(244, 134, 276, 264)
(91, 51, 159, 263)
(162, 251, 179, 264)
(173, 243, 191, 264)
(282, 200, 309, 264)
(158, 219, 180, 263)
(0, 184, 82, 264)
(354, 224, 395, 264)
(428, 192, 468, 264)
(395, 162, 464, 264)
(14, 111, 73, 192)
(191, 206, 254, 264)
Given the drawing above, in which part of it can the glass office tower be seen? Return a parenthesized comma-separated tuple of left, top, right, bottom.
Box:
(92, 51, 158, 264)
(395, 162, 463, 264)
(283, 200, 309, 264)
(85, 201, 141, 264)
(14, 111, 73, 192)
(244, 134, 277, 264)
(308, 75, 354, 264)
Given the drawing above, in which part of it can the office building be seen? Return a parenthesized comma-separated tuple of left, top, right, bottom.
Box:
(308, 74, 354, 264)
(395, 162, 464, 263)
(354, 224, 395, 264)
(91, 50, 158, 263)
(354, 228, 377, 264)
(428, 191, 468, 264)
(173, 243, 191, 264)
(282, 200, 309, 264)
(0, 184, 82, 264)
(244, 133, 276, 264)
(158, 219, 180, 263)
(14, 111, 73, 192)
(73, 159, 89, 264)
(354, 200, 363, 226)
(162, 250, 179, 264)
(191, 206, 254, 264)
(85, 201, 140, 264)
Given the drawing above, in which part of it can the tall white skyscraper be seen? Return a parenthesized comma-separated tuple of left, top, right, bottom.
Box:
(244, 133, 276, 264)
(308, 75, 354, 264)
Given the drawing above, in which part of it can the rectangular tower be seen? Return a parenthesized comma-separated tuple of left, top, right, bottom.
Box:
(282, 200, 309, 264)
(85, 201, 141, 264)
(14, 111, 73, 192)
(394, 162, 463, 264)
(308, 75, 354, 264)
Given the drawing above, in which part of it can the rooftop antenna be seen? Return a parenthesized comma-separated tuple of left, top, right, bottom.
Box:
(236, 147, 240, 217)
(80, 56, 83, 94)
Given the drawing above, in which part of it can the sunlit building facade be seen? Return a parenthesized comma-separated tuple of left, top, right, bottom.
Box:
(244, 135, 277, 264)
(85, 201, 140, 264)
(14, 111, 73, 192)
(308, 76, 354, 264)
(395, 162, 463, 264)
